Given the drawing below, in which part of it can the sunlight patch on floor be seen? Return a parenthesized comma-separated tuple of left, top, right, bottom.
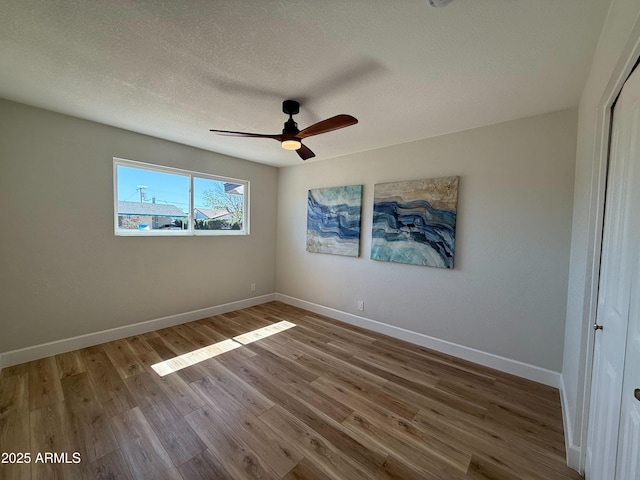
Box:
(150, 320, 296, 376)
(233, 320, 296, 345)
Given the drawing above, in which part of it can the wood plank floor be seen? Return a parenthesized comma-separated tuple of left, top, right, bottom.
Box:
(0, 302, 582, 479)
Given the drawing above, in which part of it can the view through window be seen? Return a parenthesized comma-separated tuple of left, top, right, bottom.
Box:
(114, 158, 248, 235)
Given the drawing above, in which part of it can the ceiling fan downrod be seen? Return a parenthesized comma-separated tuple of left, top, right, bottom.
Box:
(282, 100, 300, 134)
(281, 100, 302, 150)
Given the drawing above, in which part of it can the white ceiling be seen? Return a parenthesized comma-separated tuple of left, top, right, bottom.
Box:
(0, 0, 610, 167)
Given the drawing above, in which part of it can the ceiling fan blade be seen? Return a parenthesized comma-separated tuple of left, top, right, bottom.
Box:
(298, 115, 358, 139)
(297, 144, 315, 160)
(209, 129, 282, 139)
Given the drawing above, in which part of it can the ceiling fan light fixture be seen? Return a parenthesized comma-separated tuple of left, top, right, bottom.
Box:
(281, 139, 302, 150)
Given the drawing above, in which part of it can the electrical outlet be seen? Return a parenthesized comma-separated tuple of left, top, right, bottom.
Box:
(251, 283, 256, 292)
(357, 300, 364, 311)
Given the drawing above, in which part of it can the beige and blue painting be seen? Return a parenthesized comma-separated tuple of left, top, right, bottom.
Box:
(371, 176, 459, 268)
(307, 185, 363, 257)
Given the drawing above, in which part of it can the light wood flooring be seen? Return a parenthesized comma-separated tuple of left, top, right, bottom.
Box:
(0, 301, 582, 479)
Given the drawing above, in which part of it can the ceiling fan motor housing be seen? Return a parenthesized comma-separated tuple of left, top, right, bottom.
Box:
(283, 118, 299, 135)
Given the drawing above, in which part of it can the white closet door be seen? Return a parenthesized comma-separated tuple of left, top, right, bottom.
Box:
(586, 65, 640, 479)
(614, 65, 640, 480)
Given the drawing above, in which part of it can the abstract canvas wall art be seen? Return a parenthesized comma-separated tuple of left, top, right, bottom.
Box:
(371, 176, 459, 268)
(307, 185, 363, 257)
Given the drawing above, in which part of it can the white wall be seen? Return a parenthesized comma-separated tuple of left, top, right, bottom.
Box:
(0, 99, 278, 355)
(562, 0, 640, 469)
(276, 109, 577, 373)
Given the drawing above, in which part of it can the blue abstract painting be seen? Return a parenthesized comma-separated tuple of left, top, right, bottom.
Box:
(371, 176, 459, 268)
(307, 185, 363, 257)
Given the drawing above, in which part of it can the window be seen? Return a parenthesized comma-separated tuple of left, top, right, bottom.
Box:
(114, 158, 248, 236)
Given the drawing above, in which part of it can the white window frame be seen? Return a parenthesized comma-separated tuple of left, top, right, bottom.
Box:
(113, 158, 250, 236)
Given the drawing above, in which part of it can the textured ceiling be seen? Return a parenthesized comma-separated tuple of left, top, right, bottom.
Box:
(0, 0, 610, 167)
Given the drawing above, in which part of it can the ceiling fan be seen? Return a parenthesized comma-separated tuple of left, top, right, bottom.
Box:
(209, 100, 358, 160)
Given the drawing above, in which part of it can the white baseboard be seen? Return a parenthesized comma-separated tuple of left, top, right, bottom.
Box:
(0, 294, 276, 369)
(1, 292, 561, 389)
(559, 375, 583, 472)
(275, 293, 561, 388)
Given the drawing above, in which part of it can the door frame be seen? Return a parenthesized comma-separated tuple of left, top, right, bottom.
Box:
(577, 14, 640, 474)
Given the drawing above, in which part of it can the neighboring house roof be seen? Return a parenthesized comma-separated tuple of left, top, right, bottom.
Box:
(194, 208, 231, 220)
(224, 183, 244, 195)
(118, 201, 187, 217)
